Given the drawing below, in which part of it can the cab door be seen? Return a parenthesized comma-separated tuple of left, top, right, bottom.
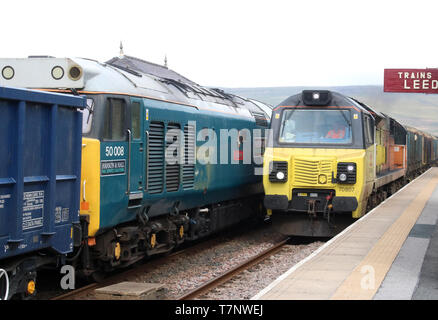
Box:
(363, 114, 376, 184)
(128, 98, 145, 202)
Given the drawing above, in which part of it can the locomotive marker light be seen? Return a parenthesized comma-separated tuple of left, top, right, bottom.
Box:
(1, 66, 14, 80)
(51, 66, 64, 80)
(384, 69, 438, 93)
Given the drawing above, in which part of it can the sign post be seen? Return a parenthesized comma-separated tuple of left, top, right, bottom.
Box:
(384, 69, 438, 93)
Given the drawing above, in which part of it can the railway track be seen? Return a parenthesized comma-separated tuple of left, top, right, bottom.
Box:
(51, 236, 290, 300)
(51, 239, 217, 300)
(177, 237, 290, 300)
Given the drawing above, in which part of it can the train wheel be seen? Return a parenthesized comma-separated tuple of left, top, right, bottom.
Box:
(0, 269, 9, 300)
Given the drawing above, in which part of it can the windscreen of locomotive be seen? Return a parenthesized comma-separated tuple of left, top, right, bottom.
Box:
(278, 109, 352, 144)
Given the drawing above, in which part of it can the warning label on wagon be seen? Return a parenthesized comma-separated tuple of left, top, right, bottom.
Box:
(22, 190, 44, 230)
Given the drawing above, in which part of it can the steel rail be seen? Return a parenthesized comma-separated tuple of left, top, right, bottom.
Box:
(50, 223, 278, 300)
(50, 233, 238, 300)
(51, 282, 98, 300)
(51, 246, 194, 300)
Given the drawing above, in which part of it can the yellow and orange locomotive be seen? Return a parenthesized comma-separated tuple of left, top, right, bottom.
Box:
(263, 90, 438, 236)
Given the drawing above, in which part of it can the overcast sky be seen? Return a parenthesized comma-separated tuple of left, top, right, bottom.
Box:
(2, 0, 437, 87)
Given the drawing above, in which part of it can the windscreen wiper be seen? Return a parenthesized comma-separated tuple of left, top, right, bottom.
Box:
(338, 109, 351, 127)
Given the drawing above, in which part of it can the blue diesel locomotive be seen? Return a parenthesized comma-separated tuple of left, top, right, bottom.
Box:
(0, 55, 271, 298)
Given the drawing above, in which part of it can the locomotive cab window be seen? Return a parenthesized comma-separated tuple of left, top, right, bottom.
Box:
(279, 109, 352, 145)
(104, 98, 126, 140)
(363, 115, 374, 146)
(131, 101, 141, 140)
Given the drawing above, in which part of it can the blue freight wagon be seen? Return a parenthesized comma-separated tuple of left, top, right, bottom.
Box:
(0, 86, 85, 299)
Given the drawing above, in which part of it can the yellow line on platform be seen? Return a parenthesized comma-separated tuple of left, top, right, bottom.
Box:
(331, 169, 438, 300)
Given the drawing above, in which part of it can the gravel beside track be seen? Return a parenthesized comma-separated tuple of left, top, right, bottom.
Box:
(70, 223, 323, 300)
(199, 242, 323, 300)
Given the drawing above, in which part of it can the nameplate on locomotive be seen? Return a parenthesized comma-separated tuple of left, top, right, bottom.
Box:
(101, 160, 126, 176)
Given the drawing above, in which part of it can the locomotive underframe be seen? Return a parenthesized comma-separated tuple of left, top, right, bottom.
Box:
(73, 196, 262, 277)
(272, 166, 428, 237)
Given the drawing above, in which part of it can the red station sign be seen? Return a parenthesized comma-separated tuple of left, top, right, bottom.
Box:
(384, 68, 438, 93)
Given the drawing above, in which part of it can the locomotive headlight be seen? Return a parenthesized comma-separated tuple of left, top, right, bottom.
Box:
(336, 162, 356, 184)
(51, 66, 64, 80)
(312, 92, 320, 100)
(68, 65, 82, 81)
(276, 171, 285, 180)
(269, 161, 288, 182)
(2, 66, 14, 80)
(339, 173, 347, 182)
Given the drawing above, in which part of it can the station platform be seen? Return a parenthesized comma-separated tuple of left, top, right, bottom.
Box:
(253, 167, 438, 300)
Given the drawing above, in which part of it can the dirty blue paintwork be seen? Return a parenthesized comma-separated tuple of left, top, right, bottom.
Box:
(98, 96, 265, 231)
(0, 86, 85, 259)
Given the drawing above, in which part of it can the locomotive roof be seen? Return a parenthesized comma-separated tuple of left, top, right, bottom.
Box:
(106, 55, 197, 86)
(76, 56, 272, 119)
(279, 91, 433, 136)
(404, 125, 434, 138)
(0, 56, 271, 120)
(279, 91, 373, 114)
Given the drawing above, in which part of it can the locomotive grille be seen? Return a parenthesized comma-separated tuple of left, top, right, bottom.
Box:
(183, 123, 195, 189)
(148, 122, 165, 194)
(166, 123, 181, 192)
(293, 158, 333, 185)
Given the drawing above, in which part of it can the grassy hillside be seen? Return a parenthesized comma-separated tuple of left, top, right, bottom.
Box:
(223, 85, 438, 136)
